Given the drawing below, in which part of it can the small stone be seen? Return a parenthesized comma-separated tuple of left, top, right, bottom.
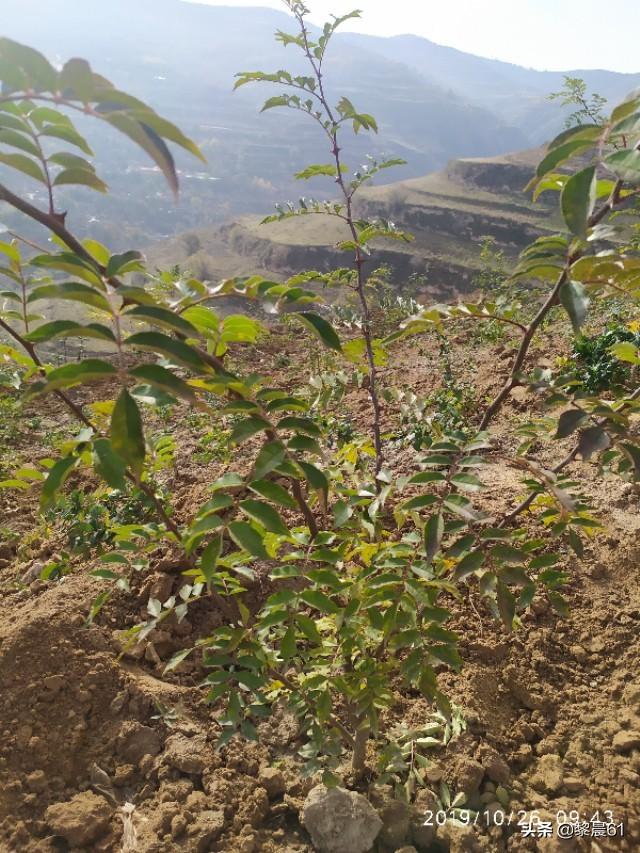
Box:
(530, 754, 564, 795)
(612, 730, 640, 753)
(43, 674, 65, 693)
(45, 791, 111, 847)
(301, 785, 382, 853)
(258, 766, 286, 799)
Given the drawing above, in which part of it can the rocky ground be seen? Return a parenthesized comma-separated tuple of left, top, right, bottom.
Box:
(0, 321, 639, 853)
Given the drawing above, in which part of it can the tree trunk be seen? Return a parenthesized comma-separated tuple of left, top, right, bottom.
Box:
(351, 726, 370, 781)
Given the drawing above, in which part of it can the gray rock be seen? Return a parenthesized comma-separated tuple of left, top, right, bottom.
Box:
(301, 785, 382, 853)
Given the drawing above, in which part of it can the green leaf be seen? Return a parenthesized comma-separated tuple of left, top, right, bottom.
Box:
(424, 513, 444, 560)
(399, 494, 438, 512)
(126, 304, 197, 337)
(555, 408, 588, 439)
(128, 364, 197, 403)
(534, 139, 595, 182)
(163, 648, 193, 674)
(228, 521, 269, 559)
(34, 359, 117, 392)
(111, 388, 146, 478)
(39, 123, 93, 155)
(604, 149, 640, 184)
(253, 441, 287, 480)
(201, 534, 223, 583)
(0, 129, 40, 157)
(0, 38, 58, 93)
(300, 589, 339, 614)
(261, 95, 290, 112)
(106, 250, 145, 278)
(53, 168, 107, 193)
(28, 282, 111, 313)
(299, 461, 329, 497)
(92, 438, 127, 490)
(280, 624, 297, 659)
(577, 426, 610, 460)
(25, 320, 115, 344)
(496, 581, 516, 632)
(239, 500, 289, 536)
(102, 112, 179, 195)
(231, 416, 270, 445)
(59, 57, 96, 101)
(40, 455, 77, 511)
(249, 478, 297, 509)
(453, 550, 484, 580)
(124, 331, 212, 374)
(560, 166, 596, 239)
(559, 281, 590, 334)
(48, 151, 96, 171)
(295, 312, 342, 351)
(278, 416, 321, 437)
(0, 152, 46, 183)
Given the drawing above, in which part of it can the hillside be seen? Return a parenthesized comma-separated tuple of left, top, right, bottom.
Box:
(150, 148, 557, 298)
(0, 1, 638, 247)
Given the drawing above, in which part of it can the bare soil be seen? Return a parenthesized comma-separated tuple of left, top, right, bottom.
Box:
(0, 324, 639, 853)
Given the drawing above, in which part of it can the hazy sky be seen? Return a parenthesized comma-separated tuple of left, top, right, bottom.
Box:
(189, 0, 640, 73)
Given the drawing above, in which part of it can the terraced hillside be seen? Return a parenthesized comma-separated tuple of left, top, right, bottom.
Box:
(151, 147, 558, 298)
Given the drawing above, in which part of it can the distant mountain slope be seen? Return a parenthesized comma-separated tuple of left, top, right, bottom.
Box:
(149, 148, 557, 298)
(340, 33, 640, 143)
(0, 1, 637, 247)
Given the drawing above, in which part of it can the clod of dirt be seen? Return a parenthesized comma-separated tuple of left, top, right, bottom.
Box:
(301, 784, 383, 853)
(190, 809, 226, 851)
(116, 721, 162, 764)
(437, 820, 483, 853)
(612, 729, 640, 752)
(258, 765, 286, 799)
(409, 787, 438, 849)
(477, 745, 510, 784)
(368, 784, 410, 849)
(162, 731, 210, 775)
(529, 753, 564, 794)
(45, 790, 112, 847)
(454, 756, 485, 795)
